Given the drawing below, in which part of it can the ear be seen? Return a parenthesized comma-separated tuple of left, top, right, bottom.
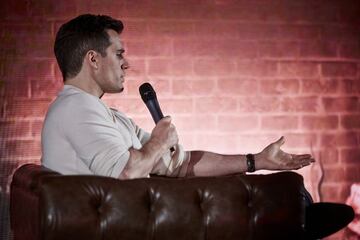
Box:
(85, 50, 99, 69)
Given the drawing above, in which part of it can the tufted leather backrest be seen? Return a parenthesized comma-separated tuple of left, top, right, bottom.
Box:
(11, 164, 309, 240)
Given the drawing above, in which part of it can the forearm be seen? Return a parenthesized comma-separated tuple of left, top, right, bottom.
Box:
(186, 151, 262, 177)
(119, 138, 167, 179)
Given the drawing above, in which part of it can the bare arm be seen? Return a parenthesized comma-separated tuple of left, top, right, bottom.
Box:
(186, 136, 315, 177)
(119, 117, 178, 179)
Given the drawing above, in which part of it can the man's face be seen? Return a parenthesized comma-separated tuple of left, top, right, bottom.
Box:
(95, 29, 128, 94)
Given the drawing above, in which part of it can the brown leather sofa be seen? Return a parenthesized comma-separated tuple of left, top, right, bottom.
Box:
(10, 164, 353, 240)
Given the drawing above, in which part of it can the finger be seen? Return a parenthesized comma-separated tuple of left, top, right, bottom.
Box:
(294, 158, 315, 168)
(292, 154, 312, 158)
(291, 154, 314, 161)
(295, 162, 311, 170)
(274, 136, 285, 146)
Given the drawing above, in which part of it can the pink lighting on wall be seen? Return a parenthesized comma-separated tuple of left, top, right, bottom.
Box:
(0, 1, 359, 240)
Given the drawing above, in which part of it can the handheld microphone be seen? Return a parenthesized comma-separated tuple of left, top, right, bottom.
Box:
(139, 83, 164, 123)
(139, 82, 175, 152)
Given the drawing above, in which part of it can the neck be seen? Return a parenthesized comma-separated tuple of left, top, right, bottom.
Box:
(64, 73, 103, 98)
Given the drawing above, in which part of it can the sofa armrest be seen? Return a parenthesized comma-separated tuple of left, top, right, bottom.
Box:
(11, 164, 308, 240)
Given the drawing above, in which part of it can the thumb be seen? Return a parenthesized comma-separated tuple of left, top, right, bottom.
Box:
(163, 116, 172, 122)
(274, 136, 285, 146)
(159, 116, 172, 124)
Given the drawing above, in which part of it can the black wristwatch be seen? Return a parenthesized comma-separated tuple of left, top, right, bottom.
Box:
(246, 154, 255, 172)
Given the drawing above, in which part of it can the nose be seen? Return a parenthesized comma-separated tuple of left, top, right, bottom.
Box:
(121, 58, 129, 71)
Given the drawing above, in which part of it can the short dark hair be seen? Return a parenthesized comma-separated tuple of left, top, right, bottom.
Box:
(54, 14, 124, 80)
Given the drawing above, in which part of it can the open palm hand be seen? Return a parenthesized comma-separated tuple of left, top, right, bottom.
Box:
(257, 136, 315, 171)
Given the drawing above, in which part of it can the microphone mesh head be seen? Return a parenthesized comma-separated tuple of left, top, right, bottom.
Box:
(139, 82, 157, 102)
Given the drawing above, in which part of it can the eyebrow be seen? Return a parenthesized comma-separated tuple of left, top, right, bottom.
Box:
(117, 49, 125, 54)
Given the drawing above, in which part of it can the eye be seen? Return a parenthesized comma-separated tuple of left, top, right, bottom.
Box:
(116, 53, 123, 59)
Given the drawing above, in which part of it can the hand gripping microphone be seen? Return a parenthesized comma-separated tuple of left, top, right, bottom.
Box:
(139, 83, 175, 152)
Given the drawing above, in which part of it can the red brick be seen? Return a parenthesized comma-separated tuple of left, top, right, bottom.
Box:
(126, 38, 172, 57)
(194, 22, 242, 39)
(236, 134, 279, 153)
(146, 1, 216, 19)
(320, 132, 359, 147)
(323, 166, 346, 182)
(103, 98, 148, 115)
(127, 116, 154, 133)
(260, 79, 299, 95)
(195, 133, 239, 153)
(218, 78, 258, 95)
(321, 25, 359, 42)
(238, 97, 281, 112)
(215, 3, 264, 21)
(121, 20, 149, 40)
(279, 62, 319, 78)
(341, 114, 360, 129)
(301, 79, 338, 94)
(31, 120, 43, 137)
(126, 78, 171, 97)
(194, 59, 236, 76)
(319, 148, 339, 164)
(322, 62, 357, 77)
(340, 148, 360, 164)
(339, 42, 360, 59)
(0, 120, 31, 138)
(169, 58, 193, 77)
(258, 41, 299, 58)
(6, 100, 51, 118)
(281, 97, 318, 112)
(0, 22, 52, 37)
(278, 25, 320, 40)
(30, 78, 62, 99)
(76, 1, 126, 20)
(261, 116, 298, 130)
(0, 59, 55, 82)
(0, 80, 29, 98)
(147, 58, 172, 76)
(301, 115, 339, 130)
(0, 0, 28, 20)
(322, 97, 359, 112)
(299, 41, 338, 58)
(195, 21, 278, 40)
(174, 39, 217, 57)
(195, 97, 237, 113)
(231, 24, 280, 40)
(4, 140, 41, 158)
(172, 115, 217, 132)
(218, 115, 259, 132)
(344, 165, 360, 182)
(29, 0, 77, 19)
(338, 79, 360, 94)
(124, 58, 146, 78)
(173, 79, 215, 96)
(149, 21, 194, 38)
(237, 60, 278, 77)
(321, 184, 341, 202)
(139, 57, 193, 78)
(217, 40, 257, 58)
(178, 133, 195, 150)
(284, 133, 317, 148)
(159, 98, 194, 115)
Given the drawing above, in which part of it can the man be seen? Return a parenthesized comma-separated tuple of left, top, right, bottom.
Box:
(41, 14, 315, 179)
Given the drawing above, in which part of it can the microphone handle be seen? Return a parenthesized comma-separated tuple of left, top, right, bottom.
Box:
(145, 99, 175, 153)
(145, 100, 164, 123)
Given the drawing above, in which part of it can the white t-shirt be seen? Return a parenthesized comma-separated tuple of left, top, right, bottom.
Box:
(41, 85, 190, 178)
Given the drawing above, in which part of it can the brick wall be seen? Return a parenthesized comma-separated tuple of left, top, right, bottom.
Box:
(1, 1, 359, 239)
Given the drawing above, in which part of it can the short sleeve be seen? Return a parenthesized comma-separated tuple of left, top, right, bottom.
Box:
(63, 101, 131, 178)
